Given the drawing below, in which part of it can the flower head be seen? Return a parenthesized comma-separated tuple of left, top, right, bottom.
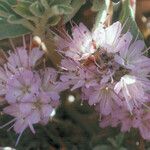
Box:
(56, 23, 96, 61)
(114, 74, 149, 112)
(7, 47, 44, 73)
(5, 70, 40, 104)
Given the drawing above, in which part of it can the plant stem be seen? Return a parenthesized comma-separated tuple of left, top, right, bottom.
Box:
(139, 137, 145, 150)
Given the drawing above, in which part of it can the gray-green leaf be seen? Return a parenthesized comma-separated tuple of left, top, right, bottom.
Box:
(0, 17, 30, 40)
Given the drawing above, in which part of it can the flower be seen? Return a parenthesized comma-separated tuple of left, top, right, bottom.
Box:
(114, 32, 150, 70)
(133, 109, 150, 140)
(7, 47, 44, 73)
(5, 70, 41, 104)
(60, 59, 98, 91)
(114, 75, 149, 113)
(56, 23, 96, 61)
(0, 42, 68, 145)
(19, 92, 55, 125)
(2, 67, 62, 144)
(57, 21, 127, 61)
(3, 91, 57, 145)
(99, 106, 136, 132)
(39, 67, 65, 107)
(3, 104, 40, 145)
(92, 21, 123, 53)
(83, 84, 122, 115)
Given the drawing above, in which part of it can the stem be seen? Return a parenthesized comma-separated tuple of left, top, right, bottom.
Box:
(33, 27, 61, 67)
(32, 9, 61, 67)
(139, 136, 145, 150)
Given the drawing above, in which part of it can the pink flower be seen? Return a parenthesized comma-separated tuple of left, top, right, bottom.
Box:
(114, 32, 150, 70)
(56, 23, 96, 61)
(19, 92, 54, 124)
(7, 47, 44, 73)
(100, 106, 138, 132)
(3, 91, 56, 144)
(114, 74, 149, 113)
(83, 84, 122, 115)
(57, 22, 125, 61)
(3, 104, 40, 145)
(5, 70, 41, 104)
(92, 21, 123, 53)
(60, 59, 98, 91)
(112, 107, 134, 132)
(133, 109, 150, 140)
(2, 89, 55, 145)
(39, 67, 65, 107)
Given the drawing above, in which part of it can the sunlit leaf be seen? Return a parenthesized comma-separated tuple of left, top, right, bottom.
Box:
(119, 0, 143, 39)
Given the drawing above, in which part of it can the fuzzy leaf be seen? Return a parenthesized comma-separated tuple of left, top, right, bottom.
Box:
(91, 0, 102, 11)
(0, 0, 16, 5)
(115, 133, 124, 146)
(29, 1, 45, 17)
(7, 15, 35, 31)
(51, 5, 73, 15)
(48, 16, 61, 26)
(119, 0, 143, 39)
(47, 0, 55, 5)
(0, 4, 10, 17)
(40, 0, 50, 9)
(93, 0, 110, 29)
(0, 0, 15, 17)
(93, 145, 112, 150)
(63, 0, 86, 23)
(107, 138, 118, 148)
(50, 0, 71, 6)
(12, 1, 36, 21)
(0, 17, 30, 40)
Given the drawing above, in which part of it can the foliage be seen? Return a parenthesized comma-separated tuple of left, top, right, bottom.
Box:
(0, 0, 85, 39)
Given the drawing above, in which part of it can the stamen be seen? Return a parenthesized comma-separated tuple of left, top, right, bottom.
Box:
(15, 131, 23, 146)
(142, 47, 150, 54)
(9, 39, 16, 52)
(28, 121, 35, 134)
(22, 35, 26, 49)
(0, 118, 16, 129)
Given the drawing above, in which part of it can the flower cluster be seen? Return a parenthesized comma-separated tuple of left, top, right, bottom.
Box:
(0, 21, 150, 144)
(0, 46, 63, 144)
(57, 22, 150, 140)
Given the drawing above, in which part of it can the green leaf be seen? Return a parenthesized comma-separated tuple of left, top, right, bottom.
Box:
(50, 0, 71, 6)
(29, 1, 45, 17)
(119, 147, 127, 150)
(112, 1, 122, 22)
(0, 4, 9, 17)
(63, 0, 86, 23)
(47, 0, 55, 6)
(93, 0, 110, 30)
(0, 1, 15, 17)
(93, 145, 112, 150)
(40, 0, 50, 9)
(51, 5, 73, 15)
(7, 15, 35, 31)
(0, 17, 30, 40)
(107, 137, 118, 148)
(48, 16, 61, 26)
(92, 0, 102, 11)
(0, 0, 16, 5)
(12, 1, 37, 22)
(119, 0, 143, 39)
(115, 133, 124, 146)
